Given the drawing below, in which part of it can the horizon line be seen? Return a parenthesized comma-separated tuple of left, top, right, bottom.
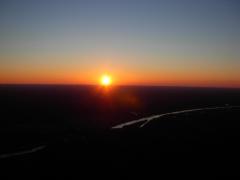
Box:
(0, 83, 240, 89)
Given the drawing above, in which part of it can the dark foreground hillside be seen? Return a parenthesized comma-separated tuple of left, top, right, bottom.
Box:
(0, 85, 240, 178)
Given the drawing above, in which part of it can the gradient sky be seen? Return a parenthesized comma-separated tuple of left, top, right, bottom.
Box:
(1, 0, 240, 87)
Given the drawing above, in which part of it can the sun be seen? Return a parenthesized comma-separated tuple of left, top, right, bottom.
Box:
(100, 74, 112, 86)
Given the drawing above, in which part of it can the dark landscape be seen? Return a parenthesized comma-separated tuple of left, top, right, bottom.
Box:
(1, 85, 240, 178)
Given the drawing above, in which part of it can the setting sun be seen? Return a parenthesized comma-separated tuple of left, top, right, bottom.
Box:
(100, 75, 112, 86)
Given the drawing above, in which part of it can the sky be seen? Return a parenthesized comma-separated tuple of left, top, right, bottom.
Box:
(0, 0, 240, 87)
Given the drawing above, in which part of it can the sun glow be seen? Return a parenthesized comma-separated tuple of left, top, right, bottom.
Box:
(100, 74, 112, 86)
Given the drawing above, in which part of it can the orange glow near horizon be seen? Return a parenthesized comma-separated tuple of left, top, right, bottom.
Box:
(0, 66, 240, 88)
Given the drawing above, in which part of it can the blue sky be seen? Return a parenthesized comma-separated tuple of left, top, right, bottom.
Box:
(0, 0, 240, 86)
